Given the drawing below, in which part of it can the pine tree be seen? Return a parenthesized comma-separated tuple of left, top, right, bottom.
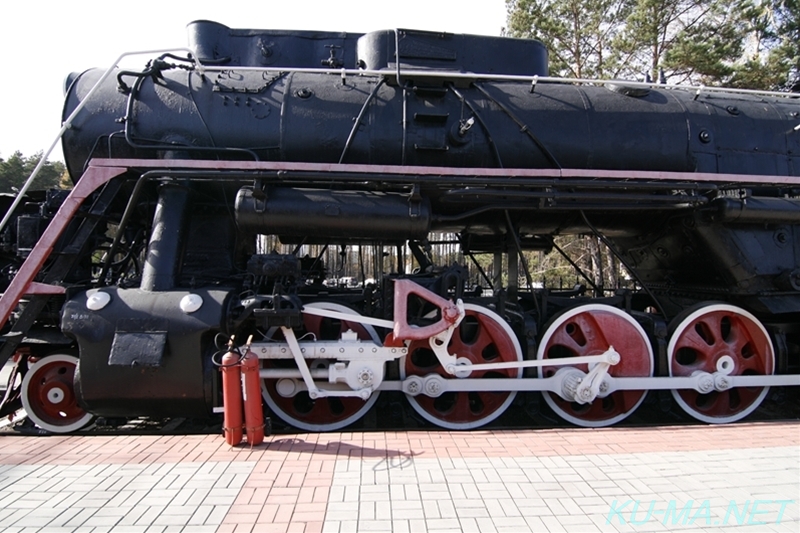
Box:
(0, 151, 67, 194)
(506, 0, 634, 78)
(609, 0, 749, 84)
(727, 0, 800, 89)
(505, 0, 798, 88)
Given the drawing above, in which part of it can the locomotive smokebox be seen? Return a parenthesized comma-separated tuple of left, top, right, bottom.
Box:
(235, 187, 431, 242)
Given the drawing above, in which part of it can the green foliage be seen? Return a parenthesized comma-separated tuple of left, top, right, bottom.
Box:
(727, 0, 800, 89)
(0, 151, 67, 194)
(506, 0, 633, 78)
(506, 0, 798, 89)
(611, 0, 745, 83)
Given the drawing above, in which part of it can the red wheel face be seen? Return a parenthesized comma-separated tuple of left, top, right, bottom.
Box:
(538, 305, 653, 427)
(402, 304, 522, 429)
(262, 302, 380, 431)
(669, 304, 774, 423)
(21, 355, 93, 433)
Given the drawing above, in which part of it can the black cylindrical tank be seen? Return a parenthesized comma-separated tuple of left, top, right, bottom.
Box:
(235, 187, 431, 242)
(61, 24, 800, 179)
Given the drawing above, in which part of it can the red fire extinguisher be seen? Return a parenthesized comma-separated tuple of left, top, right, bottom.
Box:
(221, 343, 243, 446)
(241, 337, 264, 446)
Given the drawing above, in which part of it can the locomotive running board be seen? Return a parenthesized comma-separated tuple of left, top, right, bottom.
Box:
(70, 158, 800, 185)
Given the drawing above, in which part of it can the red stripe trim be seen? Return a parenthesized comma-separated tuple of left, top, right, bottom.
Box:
(88, 158, 799, 185)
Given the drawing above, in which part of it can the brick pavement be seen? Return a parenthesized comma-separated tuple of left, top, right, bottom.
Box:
(0, 422, 797, 533)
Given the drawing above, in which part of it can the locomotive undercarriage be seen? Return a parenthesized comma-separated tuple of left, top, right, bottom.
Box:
(0, 159, 797, 433)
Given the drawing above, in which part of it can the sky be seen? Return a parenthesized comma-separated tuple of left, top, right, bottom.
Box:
(0, 1, 508, 162)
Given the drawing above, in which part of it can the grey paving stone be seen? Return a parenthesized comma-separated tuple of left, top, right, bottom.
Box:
(322, 520, 341, 533)
(204, 505, 229, 525)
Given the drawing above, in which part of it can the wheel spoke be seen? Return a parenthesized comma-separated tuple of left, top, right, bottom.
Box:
(449, 393, 474, 420)
(546, 318, 593, 356)
(678, 323, 719, 359)
(450, 323, 493, 361)
(725, 317, 744, 347)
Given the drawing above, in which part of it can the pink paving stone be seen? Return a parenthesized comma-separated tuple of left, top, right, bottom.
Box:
(273, 472, 294, 486)
(282, 460, 313, 470)
(274, 503, 296, 523)
(316, 462, 335, 473)
(302, 474, 335, 485)
(253, 524, 291, 533)
(312, 487, 330, 503)
(286, 521, 307, 533)
(270, 487, 302, 496)
(250, 487, 272, 505)
(222, 512, 259, 525)
(304, 521, 324, 533)
(287, 472, 307, 487)
(268, 494, 302, 505)
(234, 488, 256, 505)
(293, 502, 328, 515)
(297, 486, 316, 502)
(256, 504, 280, 523)
(228, 504, 267, 516)
(244, 474, 277, 489)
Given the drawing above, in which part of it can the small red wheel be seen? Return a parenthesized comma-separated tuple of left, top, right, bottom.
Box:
(21, 354, 93, 433)
(668, 303, 774, 423)
(537, 304, 653, 427)
(261, 302, 381, 431)
(401, 303, 522, 430)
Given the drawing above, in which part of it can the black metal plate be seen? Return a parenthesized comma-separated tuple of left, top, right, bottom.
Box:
(109, 331, 167, 367)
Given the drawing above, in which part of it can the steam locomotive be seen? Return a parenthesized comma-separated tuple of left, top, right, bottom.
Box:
(0, 21, 798, 433)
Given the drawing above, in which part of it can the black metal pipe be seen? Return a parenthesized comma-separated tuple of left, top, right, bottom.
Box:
(123, 168, 716, 191)
(141, 184, 191, 291)
(235, 187, 431, 241)
(339, 78, 386, 164)
(712, 197, 800, 223)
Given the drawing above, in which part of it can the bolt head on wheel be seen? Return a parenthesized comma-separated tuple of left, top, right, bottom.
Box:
(356, 368, 374, 387)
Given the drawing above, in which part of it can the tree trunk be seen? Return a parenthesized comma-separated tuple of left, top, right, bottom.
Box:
(586, 235, 603, 293)
(606, 249, 619, 290)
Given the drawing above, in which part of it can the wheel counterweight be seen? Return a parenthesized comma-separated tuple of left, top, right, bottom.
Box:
(401, 303, 522, 430)
(21, 354, 93, 433)
(261, 302, 381, 431)
(537, 304, 653, 427)
(668, 303, 774, 423)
